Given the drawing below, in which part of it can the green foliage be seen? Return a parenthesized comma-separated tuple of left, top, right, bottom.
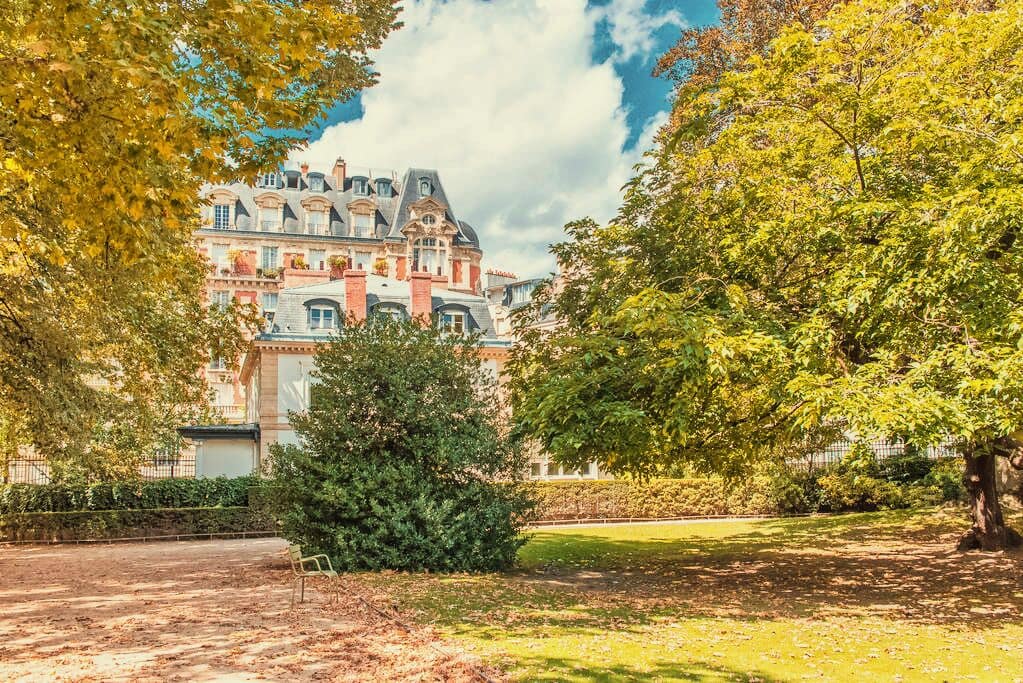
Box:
(0, 475, 255, 514)
(510, 0, 1023, 481)
(267, 316, 532, 572)
(0, 0, 399, 471)
(0, 506, 270, 542)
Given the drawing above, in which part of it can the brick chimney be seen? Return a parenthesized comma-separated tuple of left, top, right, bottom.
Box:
(410, 271, 433, 325)
(300, 161, 309, 176)
(332, 157, 346, 190)
(343, 269, 367, 322)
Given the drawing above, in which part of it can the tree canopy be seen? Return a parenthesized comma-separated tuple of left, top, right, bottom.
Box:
(267, 317, 531, 571)
(0, 0, 399, 477)
(509, 0, 1023, 548)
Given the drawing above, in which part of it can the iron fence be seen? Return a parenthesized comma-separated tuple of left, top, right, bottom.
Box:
(797, 437, 958, 470)
(5, 453, 196, 485)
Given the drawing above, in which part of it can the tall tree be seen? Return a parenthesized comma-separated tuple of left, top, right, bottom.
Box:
(0, 0, 399, 477)
(510, 0, 1023, 549)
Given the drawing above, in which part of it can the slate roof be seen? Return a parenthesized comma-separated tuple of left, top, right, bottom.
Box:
(200, 165, 481, 249)
(262, 274, 503, 342)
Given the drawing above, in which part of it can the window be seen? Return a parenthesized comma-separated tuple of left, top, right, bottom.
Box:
(310, 249, 326, 271)
(412, 237, 447, 276)
(260, 206, 281, 232)
(209, 357, 227, 371)
(309, 306, 336, 330)
(213, 204, 232, 230)
(546, 462, 561, 477)
(258, 172, 277, 188)
(306, 210, 326, 235)
(439, 310, 465, 335)
(580, 462, 592, 476)
(510, 282, 534, 305)
(530, 462, 542, 478)
(261, 292, 278, 312)
(353, 213, 373, 238)
(422, 214, 436, 226)
(261, 246, 279, 270)
(374, 304, 406, 321)
(211, 290, 230, 310)
(419, 177, 432, 196)
(376, 179, 391, 197)
(353, 250, 372, 271)
(285, 173, 300, 189)
(353, 177, 368, 195)
(308, 175, 324, 192)
(210, 243, 229, 271)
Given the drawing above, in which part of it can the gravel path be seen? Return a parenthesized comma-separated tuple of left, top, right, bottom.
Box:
(0, 538, 494, 682)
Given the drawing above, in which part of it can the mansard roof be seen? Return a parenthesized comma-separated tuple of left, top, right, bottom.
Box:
(200, 164, 482, 250)
(263, 274, 501, 341)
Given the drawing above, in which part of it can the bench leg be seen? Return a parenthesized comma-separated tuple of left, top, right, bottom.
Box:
(291, 577, 297, 608)
(301, 575, 305, 603)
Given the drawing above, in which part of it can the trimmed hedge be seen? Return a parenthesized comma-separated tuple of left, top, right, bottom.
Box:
(0, 476, 256, 514)
(0, 506, 274, 542)
(520, 478, 780, 521)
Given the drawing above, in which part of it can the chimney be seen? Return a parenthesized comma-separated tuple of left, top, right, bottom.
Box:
(332, 157, 346, 190)
(410, 271, 433, 325)
(343, 269, 367, 322)
(300, 161, 309, 176)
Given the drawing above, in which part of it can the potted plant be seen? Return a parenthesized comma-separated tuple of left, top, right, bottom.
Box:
(292, 255, 310, 270)
(328, 254, 348, 279)
(373, 257, 389, 276)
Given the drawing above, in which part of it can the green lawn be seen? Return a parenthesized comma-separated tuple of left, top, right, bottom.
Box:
(358, 509, 1023, 682)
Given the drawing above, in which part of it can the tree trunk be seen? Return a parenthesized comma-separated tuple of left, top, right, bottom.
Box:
(957, 444, 1022, 551)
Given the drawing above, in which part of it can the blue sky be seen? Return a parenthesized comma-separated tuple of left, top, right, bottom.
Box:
(299, 0, 720, 278)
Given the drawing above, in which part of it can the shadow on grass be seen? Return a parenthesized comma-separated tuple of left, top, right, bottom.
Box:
(501, 654, 784, 683)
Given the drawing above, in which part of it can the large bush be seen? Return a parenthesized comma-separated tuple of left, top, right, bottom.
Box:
(0, 476, 255, 514)
(266, 317, 532, 572)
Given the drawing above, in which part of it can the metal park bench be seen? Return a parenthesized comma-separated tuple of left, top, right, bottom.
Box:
(287, 544, 339, 606)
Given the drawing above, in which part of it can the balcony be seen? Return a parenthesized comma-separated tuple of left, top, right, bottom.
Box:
(215, 404, 246, 423)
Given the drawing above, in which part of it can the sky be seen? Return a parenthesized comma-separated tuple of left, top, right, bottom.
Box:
(295, 0, 720, 279)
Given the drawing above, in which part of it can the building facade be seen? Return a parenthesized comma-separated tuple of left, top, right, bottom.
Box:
(196, 160, 484, 421)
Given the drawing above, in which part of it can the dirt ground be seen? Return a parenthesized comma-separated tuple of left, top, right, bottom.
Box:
(0, 538, 495, 682)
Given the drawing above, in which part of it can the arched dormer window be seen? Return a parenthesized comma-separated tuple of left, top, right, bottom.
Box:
(257, 172, 279, 189)
(370, 302, 409, 322)
(418, 177, 432, 197)
(412, 237, 447, 276)
(207, 189, 238, 230)
(435, 304, 472, 336)
(307, 172, 325, 193)
(422, 214, 436, 226)
(303, 298, 340, 331)
(352, 176, 369, 196)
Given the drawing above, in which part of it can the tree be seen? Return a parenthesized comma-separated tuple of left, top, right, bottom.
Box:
(0, 0, 399, 476)
(267, 317, 532, 572)
(509, 0, 1023, 549)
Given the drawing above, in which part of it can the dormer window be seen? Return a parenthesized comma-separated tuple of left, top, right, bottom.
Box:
(258, 172, 278, 188)
(352, 212, 373, 238)
(373, 303, 408, 321)
(376, 179, 391, 197)
(353, 177, 368, 195)
(306, 209, 326, 235)
(308, 173, 325, 192)
(213, 204, 232, 230)
(419, 177, 432, 197)
(412, 237, 447, 276)
(309, 305, 337, 330)
(422, 214, 436, 226)
(285, 171, 301, 189)
(438, 310, 465, 335)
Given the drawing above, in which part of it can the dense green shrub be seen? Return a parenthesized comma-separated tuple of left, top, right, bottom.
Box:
(0, 476, 256, 514)
(0, 506, 272, 542)
(267, 317, 532, 572)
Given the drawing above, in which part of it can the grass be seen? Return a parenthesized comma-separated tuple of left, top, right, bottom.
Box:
(357, 508, 1023, 682)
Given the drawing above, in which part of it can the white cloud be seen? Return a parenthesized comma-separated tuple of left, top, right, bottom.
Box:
(599, 0, 685, 63)
(296, 0, 670, 279)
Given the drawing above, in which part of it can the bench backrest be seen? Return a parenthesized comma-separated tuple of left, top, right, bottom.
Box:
(287, 544, 303, 574)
